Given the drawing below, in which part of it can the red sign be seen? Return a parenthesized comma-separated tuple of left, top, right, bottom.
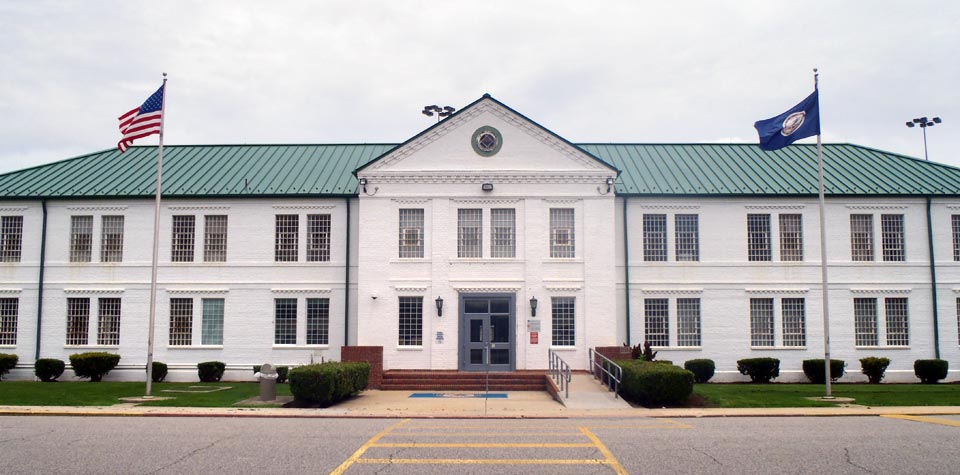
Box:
(530, 332, 539, 344)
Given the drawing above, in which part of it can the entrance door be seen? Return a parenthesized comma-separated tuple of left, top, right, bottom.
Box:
(459, 294, 515, 371)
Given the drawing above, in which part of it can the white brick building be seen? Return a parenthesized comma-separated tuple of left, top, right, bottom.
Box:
(0, 95, 957, 382)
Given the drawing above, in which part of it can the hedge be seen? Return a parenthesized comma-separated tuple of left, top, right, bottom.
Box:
(737, 358, 780, 383)
(618, 360, 694, 406)
(288, 362, 370, 407)
(35, 358, 65, 382)
(859, 357, 891, 384)
(69, 352, 120, 382)
(149, 361, 168, 383)
(802, 359, 846, 384)
(914, 359, 949, 384)
(683, 359, 716, 384)
(198, 361, 226, 382)
(0, 353, 18, 381)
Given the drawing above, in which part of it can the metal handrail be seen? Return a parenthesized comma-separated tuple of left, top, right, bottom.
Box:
(548, 349, 572, 399)
(588, 348, 622, 399)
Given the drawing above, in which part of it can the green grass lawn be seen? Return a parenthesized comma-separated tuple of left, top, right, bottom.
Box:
(693, 383, 960, 408)
(0, 381, 291, 407)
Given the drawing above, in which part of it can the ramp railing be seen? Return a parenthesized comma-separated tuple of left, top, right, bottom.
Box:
(588, 348, 622, 398)
(548, 348, 572, 399)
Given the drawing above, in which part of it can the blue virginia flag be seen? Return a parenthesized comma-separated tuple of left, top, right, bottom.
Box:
(754, 90, 820, 151)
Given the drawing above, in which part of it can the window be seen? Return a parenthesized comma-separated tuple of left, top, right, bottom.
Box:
(491, 209, 516, 258)
(643, 214, 667, 261)
(850, 214, 874, 261)
(398, 209, 424, 258)
(201, 298, 224, 345)
(457, 209, 482, 258)
(551, 297, 575, 346)
(306, 298, 329, 345)
(677, 298, 701, 347)
(0, 298, 17, 345)
(779, 214, 803, 261)
(644, 299, 669, 346)
(957, 298, 960, 346)
(747, 214, 771, 261)
(203, 215, 228, 262)
(781, 298, 806, 347)
(171, 215, 195, 262)
(1, 216, 23, 262)
(307, 214, 331, 262)
(854, 298, 879, 346)
(953, 216, 960, 262)
(549, 208, 575, 258)
(675, 214, 699, 261)
(169, 298, 193, 346)
(885, 297, 909, 346)
(274, 298, 297, 345)
(70, 216, 93, 262)
(881, 214, 905, 261)
(66, 298, 90, 345)
(275, 215, 299, 262)
(398, 296, 423, 346)
(96, 298, 121, 346)
(100, 216, 124, 262)
(750, 298, 774, 347)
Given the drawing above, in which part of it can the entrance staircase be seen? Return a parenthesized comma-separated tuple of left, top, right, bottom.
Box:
(380, 370, 548, 391)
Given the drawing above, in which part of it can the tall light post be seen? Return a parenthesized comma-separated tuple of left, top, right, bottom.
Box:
(422, 105, 455, 122)
(905, 116, 942, 161)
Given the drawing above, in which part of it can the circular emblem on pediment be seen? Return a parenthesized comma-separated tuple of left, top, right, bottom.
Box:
(471, 126, 502, 157)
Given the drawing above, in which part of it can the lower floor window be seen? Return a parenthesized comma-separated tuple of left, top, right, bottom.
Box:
(306, 298, 330, 345)
(274, 298, 297, 345)
(749, 298, 774, 347)
(855, 297, 910, 347)
(676, 298, 701, 347)
(643, 299, 669, 346)
(169, 298, 193, 346)
(201, 299, 225, 345)
(551, 297, 575, 346)
(96, 298, 121, 346)
(781, 298, 806, 347)
(885, 298, 909, 346)
(750, 297, 806, 347)
(67, 298, 91, 345)
(398, 297, 423, 346)
(0, 298, 18, 345)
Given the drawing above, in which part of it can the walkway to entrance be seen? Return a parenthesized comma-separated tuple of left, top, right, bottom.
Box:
(558, 373, 632, 410)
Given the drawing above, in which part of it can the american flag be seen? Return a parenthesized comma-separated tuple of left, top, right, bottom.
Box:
(117, 84, 164, 152)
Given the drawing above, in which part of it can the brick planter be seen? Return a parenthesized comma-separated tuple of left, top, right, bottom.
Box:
(341, 346, 383, 389)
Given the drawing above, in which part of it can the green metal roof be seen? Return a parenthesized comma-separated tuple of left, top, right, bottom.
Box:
(2, 142, 959, 199)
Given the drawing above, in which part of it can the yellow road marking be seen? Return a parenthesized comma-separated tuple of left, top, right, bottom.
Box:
(386, 432, 583, 437)
(328, 419, 410, 475)
(580, 426, 629, 475)
(355, 458, 611, 465)
(372, 442, 595, 448)
(881, 414, 960, 427)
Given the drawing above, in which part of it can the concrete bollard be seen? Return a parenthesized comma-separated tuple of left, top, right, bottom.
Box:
(257, 363, 279, 401)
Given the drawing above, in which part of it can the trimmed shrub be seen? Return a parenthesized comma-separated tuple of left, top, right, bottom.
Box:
(737, 358, 780, 383)
(69, 352, 120, 382)
(197, 361, 226, 382)
(684, 359, 716, 383)
(149, 362, 168, 383)
(859, 357, 891, 384)
(802, 359, 846, 384)
(35, 358, 65, 382)
(288, 362, 370, 407)
(0, 353, 18, 381)
(914, 359, 949, 384)
(618, 360, 694, 406)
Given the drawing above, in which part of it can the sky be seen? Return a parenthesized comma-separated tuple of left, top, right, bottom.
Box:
(0, 1, 957, 174)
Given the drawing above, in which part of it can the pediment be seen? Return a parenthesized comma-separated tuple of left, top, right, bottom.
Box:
(356, 96, 618, 179)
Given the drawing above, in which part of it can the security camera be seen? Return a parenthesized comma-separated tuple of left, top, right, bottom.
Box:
(371, 292, 378, 300)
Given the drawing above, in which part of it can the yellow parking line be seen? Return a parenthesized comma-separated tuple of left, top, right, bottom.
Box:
(373, 442, 595, 448)
(386, 432, 583, 437)
(580, 426, 629, 475)
(881, 414, 960, 427)
(355, 458, 611, 465)
(328, 419, 410, 475)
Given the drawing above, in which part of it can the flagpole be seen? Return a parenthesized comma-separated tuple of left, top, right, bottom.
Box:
(814, 68, 834, 398)
(145, 73, 167, 397)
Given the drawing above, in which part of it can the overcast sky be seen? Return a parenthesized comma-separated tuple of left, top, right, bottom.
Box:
(1, 1, 957, 174)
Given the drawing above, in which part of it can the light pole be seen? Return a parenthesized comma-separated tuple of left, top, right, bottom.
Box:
(905, 116, 942, 161)
(422, 105, 455, 122)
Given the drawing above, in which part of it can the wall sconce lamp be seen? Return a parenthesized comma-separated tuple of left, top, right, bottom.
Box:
(435, 296, 444, 317)
(481, 183, 494, 192)
(599, 176, 615, 195)
(358, 177, 378, 196)
(530, 296, 538, 317)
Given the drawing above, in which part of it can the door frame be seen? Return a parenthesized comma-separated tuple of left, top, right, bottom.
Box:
(458, 293, 516, 371)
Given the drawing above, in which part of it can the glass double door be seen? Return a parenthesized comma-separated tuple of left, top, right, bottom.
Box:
(459, 294, 515, 371)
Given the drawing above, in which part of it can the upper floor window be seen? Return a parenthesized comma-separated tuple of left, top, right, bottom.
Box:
(779, 214, 803, 261)
(549, 208, 575, 258)
(675, 214, 700, 262)
(172, 215, 196, 262)
(70, 215, 93, 262)
(952, 215, 960, 261)
(643, 214, 667, 262)
(398, 209, 424, 258)
(850, 214, 874, 261)
(100, 216, 124, 262)
(491, 208, 516, 258)
(747, 214, 771, 261)
(0, 216, 23, 262)
(203, 215, 228, 262)
(306, 214, 331, 262)
(275, 214, 299, 262)
(881, 214, 905, 261)
(457, 209, 482, 258)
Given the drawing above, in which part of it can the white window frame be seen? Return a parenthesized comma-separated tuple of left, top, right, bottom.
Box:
(171, 215, 196, 262)
(747, 214, 771, 261)
(274, 298, 298, 345)
(306, 214, 331, 262)
(0, 298, 18, 345)
(100, 215, 124, 263)
(643, 214, 668, 262)
(850, 214, 874, 261)
(674, 214, 700, 262)
(778, 214, 804, 261)
(551, 297, 576, 347)
(398, 296, 423, 347)
(66, 297, 91, 346)
(70, 215, 93, 263)
(549, 208, 575, 258)
(96, 297, 121, 346)
(854, 298, 879, 347)
(490, 208, 516, 258)
(881, 214, 905, 262)
(203, 215, 228, 262)
(643, 298, 670, 346)
(457, 208, 483, 258)
(201, 298, 225, 345)
(169, 298, 194, 346)
(398, 209, 425, 259)
(0, 216, 23, 263)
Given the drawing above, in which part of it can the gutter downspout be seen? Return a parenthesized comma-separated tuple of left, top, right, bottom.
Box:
(622, 197, 631, 346)
(35, 200, 48, 361)
(344, 197, 351, 347)
(925, 197, 941, 359)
